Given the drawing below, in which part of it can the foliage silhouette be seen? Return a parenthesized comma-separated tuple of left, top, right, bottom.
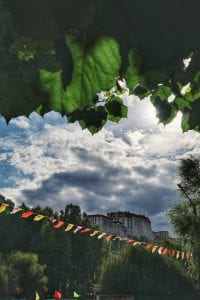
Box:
(1, 1, 200, 133)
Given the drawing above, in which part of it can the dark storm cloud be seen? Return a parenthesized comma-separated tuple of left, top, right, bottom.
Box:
(21, 161, 178, 225)
(124, 185, 178, 216)
(22, 164, 131, 204)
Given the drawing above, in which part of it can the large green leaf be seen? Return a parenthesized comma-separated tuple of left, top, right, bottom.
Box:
(2, 0, 200, 134)
(125, 49, 143, 92)
(39, 35, 121, 115)
(0, 52, 39, 121)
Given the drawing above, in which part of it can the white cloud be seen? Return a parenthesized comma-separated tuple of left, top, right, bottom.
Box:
(0, 96, 200, 232)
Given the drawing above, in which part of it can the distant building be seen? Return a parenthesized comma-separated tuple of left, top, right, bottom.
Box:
(88, 211, 160, 241)
(153, 231, 169, 240)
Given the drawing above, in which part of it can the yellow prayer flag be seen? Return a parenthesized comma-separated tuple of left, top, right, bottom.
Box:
(35, 291, 40, 300)
(90, 230, 99, 237)
(133, 241, 140, 246)
(65, 223, 74, 232)
(176, 251, 180, 259)
(0, 203, 9, 213)
(33, 215, 45, 221)
(152, 246, 158, 253)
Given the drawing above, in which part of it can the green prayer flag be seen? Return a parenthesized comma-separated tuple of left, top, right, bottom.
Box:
(73, 291, 80, 298)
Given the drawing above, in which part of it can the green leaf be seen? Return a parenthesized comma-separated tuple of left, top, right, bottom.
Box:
(151, 96, 177, 125)
(39, 35, 121, 115)
(0, 52, 39, 121)
(151, 85, 172, 101)
(125, 49, 143, 92)
(38, 70, 64, 114)
(134, 85, 149, 99)
(182, 98, 200, 131)
(181, 114, 190, 132)
(78, 106, 108, 134)
(105, 96, 127, 123)
(175, 97, 191, 111)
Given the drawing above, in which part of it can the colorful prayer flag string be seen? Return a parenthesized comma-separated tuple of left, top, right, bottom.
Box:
(0, 203, 191, 262)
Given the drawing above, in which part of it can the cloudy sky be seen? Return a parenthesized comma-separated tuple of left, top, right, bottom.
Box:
(0, 95, 200, 233)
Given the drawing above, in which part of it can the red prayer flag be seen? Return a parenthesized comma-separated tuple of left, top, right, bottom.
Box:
(145, 243, 153, 250)
(106, 234, 114, 241)
(127, 239, 135, 243)
(53, 290, 63, 299)
(80, 228, 91, 234)
(53, 221, 64, 229)
(21, 211, 34, 218)
(171, 249, 176, 257)
(162, 248, 169, 255)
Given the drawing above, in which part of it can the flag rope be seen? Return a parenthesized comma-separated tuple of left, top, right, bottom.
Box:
(0, 203, 191, 262)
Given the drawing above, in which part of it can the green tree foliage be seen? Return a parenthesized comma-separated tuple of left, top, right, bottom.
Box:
(1, 1, 200, 133)
(5, 252, 47, 299)
(169, 156, 200, 287)
(0, 253, 9, 297)
(0, 199, 105, 297)
(99, 246, 198, 300)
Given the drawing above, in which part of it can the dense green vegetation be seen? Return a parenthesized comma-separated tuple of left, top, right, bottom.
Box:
(1, 1, 200, 133)
(0, 195, 199, 299)
(169, 156, 200, 288)
(0, 252, 47, 299)
(99, 246, 198, 300)
(0, 198, 105, 298)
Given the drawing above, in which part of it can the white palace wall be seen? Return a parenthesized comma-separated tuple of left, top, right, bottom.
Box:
(88, 211, 155, 241)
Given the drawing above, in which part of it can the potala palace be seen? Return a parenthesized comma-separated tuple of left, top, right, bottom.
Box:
(88, 211, 169, 241)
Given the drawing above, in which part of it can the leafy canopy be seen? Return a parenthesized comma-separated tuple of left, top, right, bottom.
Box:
(169, 156, 200, 286)
(1, 0, 200, 133)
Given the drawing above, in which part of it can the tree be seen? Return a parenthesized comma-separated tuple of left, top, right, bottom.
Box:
(0, 201, 106, 297)
(99, 246, 198, 300)
(169, 156, 200, 287)
(0, 253, 9, 297)
(0, 252, 47, 299)
(1, 1, 200, 133)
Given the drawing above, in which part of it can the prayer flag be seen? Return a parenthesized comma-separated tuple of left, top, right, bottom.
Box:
(0, 203, 9, 213)
(152, 246, 158, 253)
(171, 249, 176, 257)
(10, 207, 22, 214)
(127, 239, 135, 243)
(35, 291, 40, 300)
(90, 230, 99, 237)
(106, 234, 114, 241)
(21, 211, 34, 218)
(176, 251, 180, 259)
(33, 215, 45, 221)
(98, 233, 107, 239)
(54, 220, 64, 229)
(80, 228, 91, 234)
(73, 226, 83, 234)
(49, 217, 57, 223)
(73, 291, 81, 298)
(145, 243, 153, 250)
(158, 247, 163, 255)
(53, 290, 63, 299)
(162, 248, 169, 255)
(181, 252, 185, 260)
(186, 252, 191, 262)
(65, 223, 74, 232)
(133, 241, 140, 246)
(112, 236, 121, 241)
